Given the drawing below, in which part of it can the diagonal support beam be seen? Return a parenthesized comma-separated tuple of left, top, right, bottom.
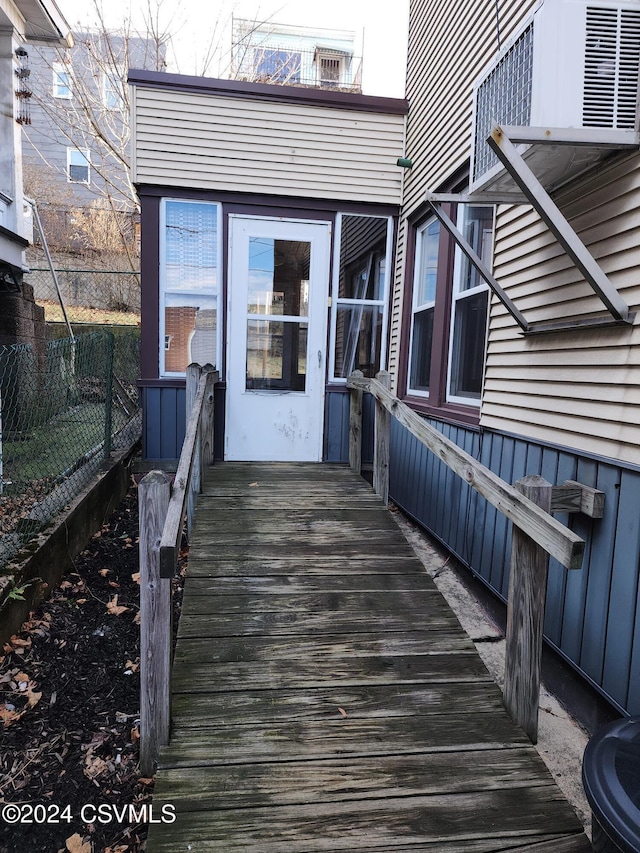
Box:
(488, 124, 632, 324)
(425, 196, 530, 332)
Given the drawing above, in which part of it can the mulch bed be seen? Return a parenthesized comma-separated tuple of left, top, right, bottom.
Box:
(0, 475, 185, 853)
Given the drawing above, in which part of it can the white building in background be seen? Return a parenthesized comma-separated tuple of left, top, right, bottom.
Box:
(0, 0, 71, 286)
(231, 18, 362, 92)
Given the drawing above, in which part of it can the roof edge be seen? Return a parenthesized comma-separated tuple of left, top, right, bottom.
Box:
(128, 69, 408, 115)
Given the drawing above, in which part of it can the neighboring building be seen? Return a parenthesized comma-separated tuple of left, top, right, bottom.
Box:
(131, 0, 640, 723)
(0, 0, 71, 346)
(231, 18, 362, 92)
(21, 30, 165, 259)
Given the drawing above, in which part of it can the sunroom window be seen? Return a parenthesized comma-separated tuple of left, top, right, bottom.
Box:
(160, 200, 221, 376)
(330, 214, 393, 380)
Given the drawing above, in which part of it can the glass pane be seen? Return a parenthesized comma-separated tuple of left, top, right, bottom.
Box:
(409, 306, 434, 392)
(454, 205, 494, 292)
(334, 304, 383, 378)
(338, 215, 388, 300)
(164, 299, 217, 373)
(246, 319, 307, 391)
(415, 218, 440, 307)
(449, 290, 489, 399)
(248, 239, 310, 317)
(165, 201, 218, 293)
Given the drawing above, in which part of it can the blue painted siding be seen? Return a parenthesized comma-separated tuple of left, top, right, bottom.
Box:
(142, 386, 186, 460)
(378, 412, 640, 715)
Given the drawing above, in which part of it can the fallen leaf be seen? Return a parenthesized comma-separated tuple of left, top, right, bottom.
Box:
(131, 572, 140, 584)
(338, 707, 348, 718)
(130, 725, 140, 745)
(83, 750, 109, 781)
(124, 659, 139, 672)
(106, 595, 129, 617)
(66, 832, 92, 852)
(133, 611, 141, 625)
(76, 598, 87, 605)
(249, 482, 259, 487)
(98, 569, 110, 578)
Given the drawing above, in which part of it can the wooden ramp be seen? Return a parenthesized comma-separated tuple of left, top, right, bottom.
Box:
(147, 463, 590, 852)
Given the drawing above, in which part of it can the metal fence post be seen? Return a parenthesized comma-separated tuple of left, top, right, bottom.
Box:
(103, 332, 114, 459)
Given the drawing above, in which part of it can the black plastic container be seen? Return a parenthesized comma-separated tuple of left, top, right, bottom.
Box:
(582, 717, 640, 853)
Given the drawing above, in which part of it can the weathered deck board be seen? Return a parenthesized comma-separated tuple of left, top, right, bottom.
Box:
(147, 463, 590, 852)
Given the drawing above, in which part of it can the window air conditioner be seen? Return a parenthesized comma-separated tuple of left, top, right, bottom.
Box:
(470, 0, 640, 195)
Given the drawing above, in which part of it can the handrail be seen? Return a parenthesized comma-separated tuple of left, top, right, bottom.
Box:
(138, 363, 218, 775)
(159, 366, 218, 579)
(347, 371, 584, 570)
(347, 369, 589, 742)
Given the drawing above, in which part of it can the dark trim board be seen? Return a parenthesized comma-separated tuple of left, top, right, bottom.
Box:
(129, 69, 409, 115)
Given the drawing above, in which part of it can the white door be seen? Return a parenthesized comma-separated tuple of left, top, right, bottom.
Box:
(226, 216, 331, 461)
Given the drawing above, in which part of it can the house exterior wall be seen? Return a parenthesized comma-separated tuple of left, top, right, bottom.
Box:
(130, 72, 406, 206)
(388, 0, 539, 379)
(380, 0, 640, 716)
(485, 151, 640, 466)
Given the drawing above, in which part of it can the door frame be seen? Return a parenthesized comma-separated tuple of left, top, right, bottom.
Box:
(224, 213, 332, 461)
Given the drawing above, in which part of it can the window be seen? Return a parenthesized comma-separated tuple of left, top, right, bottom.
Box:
(102, 67, 125, 110)
(67, 148, 90, 183)
(318, 55, 343, 86)
(447, 205, 492, 403)
(330, 214, 393, 380)
(253, 48, 301, 83)
(408, 218, 440, 395)
(405, 203, 493, 416)
(160, 200, 221, 376)
(53, 61, 72, 99)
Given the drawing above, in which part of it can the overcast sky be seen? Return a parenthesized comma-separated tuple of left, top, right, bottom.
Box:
(54, 0, 410, 97)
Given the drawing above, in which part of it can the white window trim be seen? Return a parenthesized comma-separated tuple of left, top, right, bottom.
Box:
(407, 217, 439, 399)
(159, 198, 223, 378)
(53, 61, 72, 99)
(328, 212, 393, 383)
(445, 205, 493, 407)
(67, 147, 90, 184)
(102, 66, 125, 110)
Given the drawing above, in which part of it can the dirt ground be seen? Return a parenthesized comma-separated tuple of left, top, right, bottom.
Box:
(0, 477, 185, 853)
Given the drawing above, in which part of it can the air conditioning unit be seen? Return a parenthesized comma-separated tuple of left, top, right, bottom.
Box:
(470, 0, 640, 195)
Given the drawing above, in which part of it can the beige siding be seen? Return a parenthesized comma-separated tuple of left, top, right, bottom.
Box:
(483, 151, 640, 464)
(388, 0, 537, 378)
(132, 86, 405, 205)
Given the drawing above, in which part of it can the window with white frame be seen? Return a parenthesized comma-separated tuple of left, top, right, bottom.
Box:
(67, 148, 90, 183)
(405, 203, 493, 416)
(447, 205, 492, 403)
(102, 66, 125, 110)
(330, 214, 392, 380)
(408, 217, 440, 395)
(160, 200, 221, 376)
(53, 61, 72, 99)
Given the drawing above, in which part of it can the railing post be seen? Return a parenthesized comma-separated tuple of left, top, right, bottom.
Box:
(139, 470, 172, 776)
(200, 365, 216, 473)
(185, 363, 201, 535)
(373, 370, 391, 505)
(349, 369, 364, 474)
(504, 474, 553, 744)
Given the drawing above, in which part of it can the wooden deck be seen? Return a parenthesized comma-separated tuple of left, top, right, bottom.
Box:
(147, 463, 591, 852)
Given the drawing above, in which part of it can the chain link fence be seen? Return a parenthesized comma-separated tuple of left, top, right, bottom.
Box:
(0, 332, 141, 570)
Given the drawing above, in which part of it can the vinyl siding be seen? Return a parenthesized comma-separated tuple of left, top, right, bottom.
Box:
(483, 151, 640, 465)
(388, 0, 538, 376)
(132, 86, 405, 205)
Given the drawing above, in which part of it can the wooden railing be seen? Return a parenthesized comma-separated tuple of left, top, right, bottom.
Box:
(347, 370, 604, 742)
(138, 364, 218, 775)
